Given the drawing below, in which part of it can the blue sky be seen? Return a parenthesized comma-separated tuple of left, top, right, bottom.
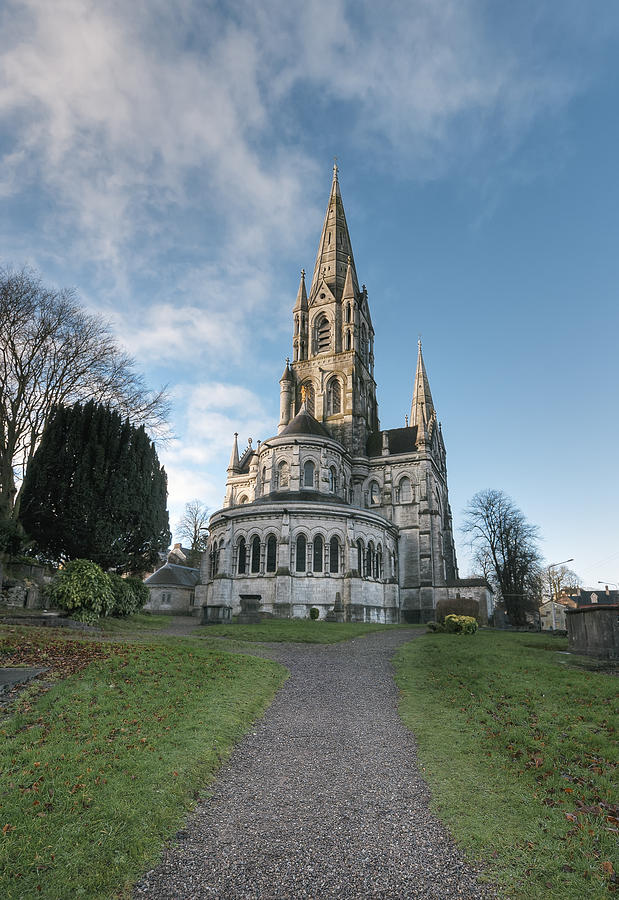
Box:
(1, 0, 618, 588)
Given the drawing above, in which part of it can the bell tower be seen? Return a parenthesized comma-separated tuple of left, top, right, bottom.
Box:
(289, 165, 378, 456)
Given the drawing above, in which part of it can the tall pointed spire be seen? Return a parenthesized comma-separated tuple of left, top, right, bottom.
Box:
(342, 255, 355, 300)
(410, 340, 436, 436)
(293, 268, 308, 311)
(309, 163, 359, 303)
(227, 432, 240, 473)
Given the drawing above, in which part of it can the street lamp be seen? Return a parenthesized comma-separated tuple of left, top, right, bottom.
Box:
(548, 558, 574, 630)
(598, 580, 618, 591)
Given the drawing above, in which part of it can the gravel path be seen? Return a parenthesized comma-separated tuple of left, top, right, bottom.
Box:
(135, 629, 494, 899)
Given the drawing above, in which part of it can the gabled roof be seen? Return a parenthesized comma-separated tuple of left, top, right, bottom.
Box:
(144, 563, 200, 588)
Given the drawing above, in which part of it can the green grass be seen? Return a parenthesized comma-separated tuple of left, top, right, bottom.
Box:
(395, 630, 618, 899)
(200, 619, 404, 643)
(97, 612, 173, 634)
(0, 633, 286, 899)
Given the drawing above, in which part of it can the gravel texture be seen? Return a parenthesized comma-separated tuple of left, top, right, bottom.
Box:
(135, 629, 495, 899)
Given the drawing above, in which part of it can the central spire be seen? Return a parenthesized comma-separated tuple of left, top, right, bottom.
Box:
(308, 164, 359, 304)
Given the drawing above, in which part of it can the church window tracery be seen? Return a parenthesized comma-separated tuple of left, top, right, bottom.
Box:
(237, 537, 247, 574)
(295, 534, 307, 572)
(250, 536, 261, 574)
(369, 481, 380, 506)
(326, 378, 341, 415)
(277, 460, 289, 490)
(303, 460, 315, 488)
(238, 495, 248, 505)
(329, 466, 337, 493)
(266, 534, 277, 573)
(315, 315, 331, 354)
(313, 535, 324, 572)
(329, 536, 340, 573)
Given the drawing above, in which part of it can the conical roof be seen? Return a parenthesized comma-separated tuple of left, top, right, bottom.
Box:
(279, 405, 331, 438)
(309, 164, 360, 303)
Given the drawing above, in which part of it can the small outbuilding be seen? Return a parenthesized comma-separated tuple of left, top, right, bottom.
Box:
(144, 563, 200, 615)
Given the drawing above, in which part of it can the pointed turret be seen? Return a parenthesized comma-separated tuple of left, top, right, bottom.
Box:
(341, 255, 356, 300)
(227, 432, 240, 474)
(293, 268, 308, 312)
(309, 163, 360, 303)
(410, 340, 436, 442)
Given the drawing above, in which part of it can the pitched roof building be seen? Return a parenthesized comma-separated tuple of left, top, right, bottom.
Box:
(197, 167, 487, 623)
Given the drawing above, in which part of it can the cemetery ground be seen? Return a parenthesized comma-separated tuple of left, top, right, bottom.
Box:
(0, 621, 615, 899)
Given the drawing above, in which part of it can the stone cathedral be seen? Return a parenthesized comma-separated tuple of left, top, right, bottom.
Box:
(198, 166, 489, 623)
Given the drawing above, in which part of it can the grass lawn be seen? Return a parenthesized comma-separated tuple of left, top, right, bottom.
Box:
(97, 612, 174, 634)
(199, 619, 405, 643)
(0, 627, 286, 899)
(395, 630, 618, 899)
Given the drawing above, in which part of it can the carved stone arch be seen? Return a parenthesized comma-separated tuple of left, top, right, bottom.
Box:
(294, 530, 308, 572)
(312, 310, 333, 355)
(396, 474, 413, 504)
(325, 375, 342, 416)
(276, 458, 290, 490)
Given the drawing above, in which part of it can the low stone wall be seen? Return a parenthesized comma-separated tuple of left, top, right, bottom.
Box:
(566, 604, 618, 660)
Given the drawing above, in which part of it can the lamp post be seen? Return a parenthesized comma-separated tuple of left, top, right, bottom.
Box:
(598, 580, 618, 595)
(548, 558, 574, 630)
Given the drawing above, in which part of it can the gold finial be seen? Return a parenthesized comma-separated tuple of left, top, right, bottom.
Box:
(301, 385, 307, 404)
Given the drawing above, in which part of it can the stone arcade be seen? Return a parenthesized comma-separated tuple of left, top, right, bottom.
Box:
(198, 166, 488, 623)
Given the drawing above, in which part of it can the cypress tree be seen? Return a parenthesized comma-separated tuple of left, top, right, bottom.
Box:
(20, 401, 170, 573)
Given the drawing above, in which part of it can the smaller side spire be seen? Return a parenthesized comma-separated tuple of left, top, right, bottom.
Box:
(293, 268, 308, 311)
(227, 432, 240, 473)
(410, 339, 436, 443)
(342, 255, 355, 300)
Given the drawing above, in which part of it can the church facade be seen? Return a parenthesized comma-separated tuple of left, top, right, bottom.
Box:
(197, 167, 485, 623)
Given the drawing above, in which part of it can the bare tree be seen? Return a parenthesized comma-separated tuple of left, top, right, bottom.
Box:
(462, 489, 543, 626)
(542, 564, 580, 602)
(176, 499, 210, 556)
(0, 267, 169, 520)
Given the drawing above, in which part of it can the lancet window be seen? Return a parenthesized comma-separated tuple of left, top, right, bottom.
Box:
(303, 460, 315, 488)
(326, 378, 341, 415)
(266, 534, 277, 573)
(313, 535, 324, 572)
(250, 536, 261, 574)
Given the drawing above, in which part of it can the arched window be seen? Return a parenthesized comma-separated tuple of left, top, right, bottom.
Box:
(357, 539, 364, 577)
(250, 536, 261, 573)
(296, 534, 307, 572)
(366, 543, 374, 579)
(345, 303, 351, 323)
(376, 546, 383, 580)
(329, 536, 339, 574)
(238, 495, 248, 505)
(299, 382, 315, 415)
(266, 534, 277, 573)
(303, 459, 315, 488)
(399, 476, 412, 503)
(313, 535, 324, 572)
(346, 331, 352, 351)
(215, 538, 224, 574)
(329, 466, 337, 493)
(369, 482, 380, 506)
(326, 378, 341, 415)
(238, 537, 246, 574)
(277, 460, 289, 490)
(316, 315, 331, 354)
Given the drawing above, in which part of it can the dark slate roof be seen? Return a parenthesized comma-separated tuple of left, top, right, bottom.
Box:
(279, 408, 332, 438)
(251, 490, 349, 506)
(367, 426, 418, 457)
(567, 589, 619, 606)
(144, 563, 200, 588)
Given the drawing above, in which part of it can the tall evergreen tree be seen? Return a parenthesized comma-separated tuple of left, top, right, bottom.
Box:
(20, 401, 170, 574)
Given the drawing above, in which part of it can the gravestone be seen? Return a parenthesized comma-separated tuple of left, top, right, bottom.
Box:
(238, 594, 262, 624)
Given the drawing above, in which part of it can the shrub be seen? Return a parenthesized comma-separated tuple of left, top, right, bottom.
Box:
(309, 607, 320, 620)
(444, 614, 478, 634)
(108, 574, 150, 616)
(48, 559, 114, 620)
(427, 621, 446, 633)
